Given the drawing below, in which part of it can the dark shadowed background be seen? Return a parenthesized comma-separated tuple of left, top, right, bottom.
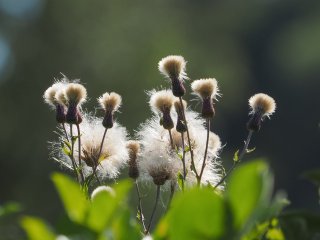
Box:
(0, 0, 319, 236)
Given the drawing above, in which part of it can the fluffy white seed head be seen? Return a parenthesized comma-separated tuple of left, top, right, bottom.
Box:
(43, 82, 66, 107)
(249, 93, 276, 117)
(149, 89, 175, 113)
(158, 55, 187, 80)
(55, 88, 68, 106)
(54, 113, 128, 179)
(137, 109, 223, 189)
(91, 186, 116, 200)
(191, 78, 219, 100)
(64, 83, 87, 105)
(98, 92, 122, 112)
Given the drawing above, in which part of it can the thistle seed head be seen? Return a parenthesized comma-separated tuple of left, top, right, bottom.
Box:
(98, 92, 122, 112)
(191, 78, 219, 100)
(127, 140, 140, 179)
(248, 93, 276, 117)
(158, 55, 187, 80)
(65, 83, 87, 106)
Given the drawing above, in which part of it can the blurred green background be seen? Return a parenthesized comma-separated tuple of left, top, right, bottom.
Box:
(0, 0, 319, 234)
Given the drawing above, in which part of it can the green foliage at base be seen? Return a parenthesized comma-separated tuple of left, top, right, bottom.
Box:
(19, 160, 320, 240)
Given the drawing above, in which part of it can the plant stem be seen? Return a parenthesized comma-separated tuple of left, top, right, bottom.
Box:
(61, 123, 69, 142)
(168, 129, 174, 149)
(181, 132, 186, 180)
(76, 124, 85, 184)
(198, 118, 210, 185)
(69, 124, 80, 183)
(167, 181, 176, 211)
(135, 180, 147, 233)
(179, 97, 198, 178)
(213, 130, 253, 189)
(146, 185, 161, 234)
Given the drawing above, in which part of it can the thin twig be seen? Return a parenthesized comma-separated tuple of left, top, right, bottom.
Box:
(181, 132, 186, 180)
(61, 123, 69, 142)
(168, 129, 174, 149)
(198, 119, 210, 185)
(146, 185, 161, 234)
(135, 180, 147, 233)
(213, 130, 253, 189)
(76, 124, 85, 184)
(69, 124, 80, 183)
(179, 97, 198, 177)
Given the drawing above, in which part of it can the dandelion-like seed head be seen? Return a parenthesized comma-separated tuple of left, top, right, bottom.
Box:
(98, 92, 122, 112)
(149, 90, 174, 113)
(158, 55, 187, 80)
(127, 140, 140, 179)
(43, 82, 66, 107)
(65, 83, 87, 105)
(249, 93, 276, 117)
(191, 78, 219, 100)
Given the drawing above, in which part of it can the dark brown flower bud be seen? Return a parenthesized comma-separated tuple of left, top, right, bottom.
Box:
(66, 102, 82, 124)
(201, 97, 215, 119)
(55, 104, 66, 123)
(162, 108, 174, 130)
(171, 77, 186, 97)
(149, 167, 172, 186)
(247, 110, 263, 132)
(102, 110, 114, 129)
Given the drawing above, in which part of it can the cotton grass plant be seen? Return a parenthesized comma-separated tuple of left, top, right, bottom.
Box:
(43, 55, 276, 237)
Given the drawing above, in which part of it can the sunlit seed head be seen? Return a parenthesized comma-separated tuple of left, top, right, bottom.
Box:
(149, 89, 174, 113)
(249, 93, 276, 117)
(91, 186, 116, 200)
(191, 78, 219, 100)
(43, 82, 66, 107)
(126, 140, 140, 157)
(158, 55, 187, 80)
(98, 92, 122, 112)
(127, 140, 140, 179)
(65, 83, 87, 105)
(55, 89, 68, 106)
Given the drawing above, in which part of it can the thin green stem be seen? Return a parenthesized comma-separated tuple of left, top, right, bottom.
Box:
(76, 124, 85, 184)
(179, 97, 198, 178)
(69, 124, 80, 183)
(167, 181, 176, 211)
(146, 185, 161, 234)
(61, 123, 69, 142)
(135, 180, 147, 233)
(213, 130, 253, 189)
(198, 118, 210, 185)
(181, 132, 186, 180)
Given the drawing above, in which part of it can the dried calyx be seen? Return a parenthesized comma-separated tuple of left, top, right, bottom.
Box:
(174, 98, 187, 133)
(64, 83, 87, 124)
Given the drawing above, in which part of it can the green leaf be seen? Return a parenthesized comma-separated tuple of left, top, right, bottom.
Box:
(163, 188, 226, 240)
(86, 180, 132, 232)
(302, 169, 320, 186)
(227, 160, 273, 232)
(0, 202, 21, 217)
(52, 173, 88, 224)
(177, 172, 184, 191)
(21, 216, 56, 240)
(111, 209, 141, 240)
(233, 150, 239, 162)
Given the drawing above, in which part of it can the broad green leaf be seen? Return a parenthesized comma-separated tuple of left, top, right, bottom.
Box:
(227, 160, 273, 232)
(52, 173, 88, 224)
(21, 216, 56, 240)
(111, 209, 141, 240)
(164, 188, 226, 240)
(86, 180, 132, 232)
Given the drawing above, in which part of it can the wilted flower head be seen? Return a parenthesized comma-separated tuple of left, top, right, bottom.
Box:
(127, 140, 140, 179)
(98, 92, 122, 129)
(55, 114, 128, 180)
(247, 93, 276, 132)
(64, 83, 87, 124)
(191, 78, 219, 118)
(149, 90, 175, 130)
(158, 55, 187, 97)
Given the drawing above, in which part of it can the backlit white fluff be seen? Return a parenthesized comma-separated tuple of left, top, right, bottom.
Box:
(54, 113, 128, 179)
(136, 109, 222, 189)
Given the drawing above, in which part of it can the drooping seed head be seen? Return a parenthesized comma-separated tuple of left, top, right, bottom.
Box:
(191, 78, 219, 100)
(98, 92, 122, 112)
(43, 82, 66, 108)
(65, 83, 87, 106)
(158, 55, 187, 80)
(248, 93, 276, 117)
(127, 140, 140, 179)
